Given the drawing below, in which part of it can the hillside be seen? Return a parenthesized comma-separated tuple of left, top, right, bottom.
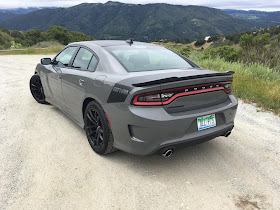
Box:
(0, 7, 57, 22)
(0, 1, 259, 42)
(0, 7, 56, 14)
(0, 11, 18, 21)
(223, 9, 280, 28)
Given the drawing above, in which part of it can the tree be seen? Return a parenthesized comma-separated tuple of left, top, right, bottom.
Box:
(69, 31, 94, 42)
(194, 37, 206, 46)
(46, 26, 70, 45)
(10, 30, 24, 40)
(25, 29, 43, 46)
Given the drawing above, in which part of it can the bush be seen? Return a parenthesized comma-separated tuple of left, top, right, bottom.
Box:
(10, 41, 22, 49)
(203, 46, 239, 62)
(32, 41, 64, 48)
(176, 46, 190, 57)
(194, 37, 206, 46)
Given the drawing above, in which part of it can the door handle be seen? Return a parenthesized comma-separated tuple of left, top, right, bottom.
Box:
(79, 79, 85, 86)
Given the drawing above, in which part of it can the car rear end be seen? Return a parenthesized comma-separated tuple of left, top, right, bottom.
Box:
(105, 69, 237, 156)
(103, 43, 238, 155)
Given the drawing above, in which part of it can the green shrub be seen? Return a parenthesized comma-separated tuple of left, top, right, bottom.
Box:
(203, 46, 239, 62)
(194, 37, 206, 46)
(187, 51, 280, 115)
(10, 41, 22, 49)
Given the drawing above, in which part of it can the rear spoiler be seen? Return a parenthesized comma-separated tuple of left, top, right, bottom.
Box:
(132, 71, 235, 87)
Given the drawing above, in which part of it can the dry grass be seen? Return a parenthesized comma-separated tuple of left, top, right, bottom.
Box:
(158, 42, 280, 115)
(188, 51, 280, 115)
(0, 46, 63, 55)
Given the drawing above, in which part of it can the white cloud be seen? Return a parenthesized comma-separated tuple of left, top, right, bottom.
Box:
(0, 0, 280, 11)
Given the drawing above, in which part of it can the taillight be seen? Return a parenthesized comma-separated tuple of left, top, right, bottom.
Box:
(223, 83, 232, 93)
(137, 93, 161, 102)
(132, 81, 232, 106)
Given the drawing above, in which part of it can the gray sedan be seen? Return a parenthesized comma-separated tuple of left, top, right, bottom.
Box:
(29, 40, 238, 157)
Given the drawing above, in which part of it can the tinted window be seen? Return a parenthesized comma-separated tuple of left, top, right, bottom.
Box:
(72, 48, 93, 70)
(55, 47, 77, 67)
(88, 56, 98, 71)
(105, 45, 192, 72)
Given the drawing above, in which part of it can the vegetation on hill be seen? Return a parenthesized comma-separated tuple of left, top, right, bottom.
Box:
(157, 25, 280, 115)
(157, 42, 280, 115)
(223, 9, 280, 28)
(0, 8, 54, 15)
(0, 26, 94, 50)
(0, 1, 259, 42)
(0, 11, 18, 21)
(0, 8, 54, 21)
(201, 26, 280, 71)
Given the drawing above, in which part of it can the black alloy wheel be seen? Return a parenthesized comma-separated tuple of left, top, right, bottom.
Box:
(29, 74, 49, 104)
(84, 101, 116, 155)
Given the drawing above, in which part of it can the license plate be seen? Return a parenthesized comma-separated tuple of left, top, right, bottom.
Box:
(197, 114, 216, 131)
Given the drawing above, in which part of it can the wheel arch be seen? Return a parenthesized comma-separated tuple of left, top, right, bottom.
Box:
(82, 97, 98, 119)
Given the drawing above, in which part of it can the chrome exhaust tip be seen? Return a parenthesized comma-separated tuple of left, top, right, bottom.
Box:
(162, 149, 174, 158)
(224, 131, 231, 137)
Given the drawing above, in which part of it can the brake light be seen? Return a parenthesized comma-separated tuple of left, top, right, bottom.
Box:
(132, 82, 232, 106)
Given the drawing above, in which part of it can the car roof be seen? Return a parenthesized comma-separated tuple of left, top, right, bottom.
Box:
(71, 40, 158, 48)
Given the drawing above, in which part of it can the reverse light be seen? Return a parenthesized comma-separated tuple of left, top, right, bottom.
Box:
(138, 93, 162, 102)
(132, 81, 232, 106)
(224, 83, 232, 93)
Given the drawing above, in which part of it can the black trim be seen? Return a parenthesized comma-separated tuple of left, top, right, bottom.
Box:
(107, 84, 133, 103)
(132, 73, 233, 87)
(150, 125, 234, 155)
(52, 44, 100, 72)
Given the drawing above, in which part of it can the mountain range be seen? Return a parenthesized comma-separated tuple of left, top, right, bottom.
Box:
(0, 2, 278, 42)
(0, 7, 56, 21)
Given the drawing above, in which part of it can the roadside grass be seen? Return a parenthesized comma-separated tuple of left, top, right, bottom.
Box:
(0, 45, 63, 55)
(32, 41, 64, 49)
(188, 51, 280, 115)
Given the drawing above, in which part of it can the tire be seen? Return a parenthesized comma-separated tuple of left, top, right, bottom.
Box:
(29, 74, 50, 104)
(84, 101, 116, 155)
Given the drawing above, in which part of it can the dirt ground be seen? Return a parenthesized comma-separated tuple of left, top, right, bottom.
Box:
(0, 55, 280, 210)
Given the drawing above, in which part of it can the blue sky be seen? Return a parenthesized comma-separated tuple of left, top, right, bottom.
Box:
(1, 0, 280, 11)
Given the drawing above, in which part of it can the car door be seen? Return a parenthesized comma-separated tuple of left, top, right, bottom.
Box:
(47, 46, 78, 110)
(61, 46, 99, 124)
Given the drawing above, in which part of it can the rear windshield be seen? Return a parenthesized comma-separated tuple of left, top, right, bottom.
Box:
(105, 45, 193, 72)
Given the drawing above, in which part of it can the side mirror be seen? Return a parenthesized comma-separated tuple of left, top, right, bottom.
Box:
(41, 58, 52, 65)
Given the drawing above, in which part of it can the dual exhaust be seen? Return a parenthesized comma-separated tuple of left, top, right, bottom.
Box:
(161, 130, 232, 158)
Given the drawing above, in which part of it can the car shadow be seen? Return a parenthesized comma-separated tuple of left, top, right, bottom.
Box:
(102, 138, 228, 179)
(49, 105, 229, 179)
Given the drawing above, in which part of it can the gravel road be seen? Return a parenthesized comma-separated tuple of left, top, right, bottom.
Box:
(0, 55, 280, 210)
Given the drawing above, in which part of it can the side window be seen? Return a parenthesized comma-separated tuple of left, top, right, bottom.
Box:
(88, 56, 98, 71)
(72, 48, 93, 70)
(55, 47, 77, 67)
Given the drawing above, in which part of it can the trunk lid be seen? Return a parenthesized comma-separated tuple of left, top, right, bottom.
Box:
(127, 69, 234, 112)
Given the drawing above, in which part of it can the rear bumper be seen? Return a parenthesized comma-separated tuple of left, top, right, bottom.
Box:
(106, 94, 238, 155)
(152, 124, 234, 155)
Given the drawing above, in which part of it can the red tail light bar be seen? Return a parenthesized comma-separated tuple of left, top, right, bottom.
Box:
(132, 82, 232, 106)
